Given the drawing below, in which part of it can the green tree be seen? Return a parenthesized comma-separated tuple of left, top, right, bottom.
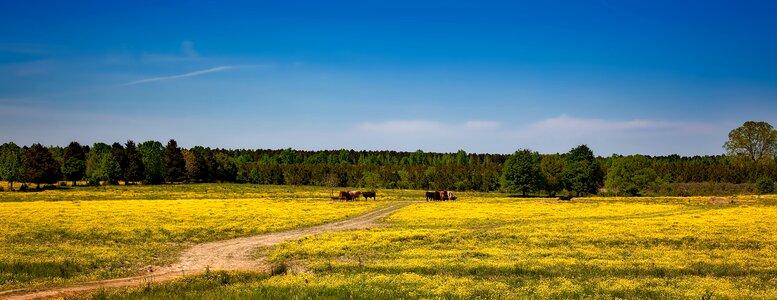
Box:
(724, 121, 777, 162)
(337, 149, 353, 164)
(24, 143, 62, 189)
(361, 170, 383, 189)
(94, 153, 122, 184)
(86, 143, 110, 183)
(213, 152, 237, 182)
(124, 140, 145, 183)
(562, 145, 603, 196)
(756, 176, 775, 194)
(61, 141, 86, 186)
(138, 141, 164, 184)
(276, 148, 297, 164)
(455, 150, 469, 165)
(189, 146, 211, 182)
(111, 143, 127, 182)
(501, 149, 543, 196)
(163, 139, 185, 183)
(605, 155, 658, 196)
(0, 142, 26, 191)
(540, 154, 564, 196)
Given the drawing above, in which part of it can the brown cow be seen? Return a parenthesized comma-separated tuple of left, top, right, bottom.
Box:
(349, 190, 362, 200)
(338, 191, 353, 201)
(362, 191, 376, 200)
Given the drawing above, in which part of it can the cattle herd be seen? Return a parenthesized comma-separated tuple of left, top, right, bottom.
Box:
(330, 190, 458, 201)
(334, 190, 376, 201)
(425, 190, 457, 201)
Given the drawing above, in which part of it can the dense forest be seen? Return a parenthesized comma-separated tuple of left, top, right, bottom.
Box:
(1, 122, 776, 196)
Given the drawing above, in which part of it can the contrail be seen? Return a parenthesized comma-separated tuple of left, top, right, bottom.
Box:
(118, 65, 235, 86)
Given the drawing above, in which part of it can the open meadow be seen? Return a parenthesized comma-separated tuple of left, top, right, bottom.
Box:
(0, 184, 387, 291)
(1, 184, 777, 299)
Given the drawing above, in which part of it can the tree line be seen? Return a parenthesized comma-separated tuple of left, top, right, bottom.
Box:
(1, 121, 775, 195)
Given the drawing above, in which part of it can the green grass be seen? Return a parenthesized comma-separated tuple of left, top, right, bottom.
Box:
(0, 184, 386, 290)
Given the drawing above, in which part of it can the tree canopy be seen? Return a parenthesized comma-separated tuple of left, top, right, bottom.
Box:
(562, 145, 603, 196)
(0, 142, 26, 191)
(501, 149, 543, 196)
(24, 143, 62, 189)
(62, 141, 86, 185)
(605, 155, 658, 196)
(163, 139, 186, 183)
(724, 121, 777, 162)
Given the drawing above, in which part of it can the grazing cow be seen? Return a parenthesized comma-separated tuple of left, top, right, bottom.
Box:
(558, 196, 573, 201)
(425, 191, 436, 201)
(339, 191, 353, 201)
(362, 191, 376, 200)
(349, 190, 362, 200)
(446, 191, 457, 200)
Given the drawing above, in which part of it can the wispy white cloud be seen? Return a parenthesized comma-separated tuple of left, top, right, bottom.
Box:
(352, 120, 507, 152)
(529, 114, 712, 133)
(357, 120, 447, 134)
(118, 65, 237, 86)
(350, 116, 721, 155)
(465, 120, 500, 129)
(507, 114, 722, 155)
(357, 120, 500, 135)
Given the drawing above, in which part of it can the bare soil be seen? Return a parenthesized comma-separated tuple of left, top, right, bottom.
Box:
(0, 203, 408, 300)
(708, 197, 734, 204)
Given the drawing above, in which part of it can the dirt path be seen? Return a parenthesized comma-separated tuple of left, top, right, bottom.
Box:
(0, 203, 409, 300)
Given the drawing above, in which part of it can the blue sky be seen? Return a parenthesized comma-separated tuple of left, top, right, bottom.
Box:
(1, 0, 776, 155)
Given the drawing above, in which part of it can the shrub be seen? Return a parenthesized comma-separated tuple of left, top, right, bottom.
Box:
(756, 176, 775, 194)
(625, 185, 640, 196)
(270, 261, 288, 276)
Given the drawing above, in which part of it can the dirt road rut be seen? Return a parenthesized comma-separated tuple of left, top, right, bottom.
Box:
(0, 203, 408, 300)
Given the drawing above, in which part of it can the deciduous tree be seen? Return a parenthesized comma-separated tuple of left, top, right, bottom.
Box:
(724, 121, 777, 162)
(0, 142, 26, 191)
(562, 145, 603, 196)
(501, 149, 543, 196)
(24, 143, 62, 189)
(62, 141, 86, 186)
(540, 154, 564, 196)
(605, 155, 658, 196)
(138, 141, 164, 184)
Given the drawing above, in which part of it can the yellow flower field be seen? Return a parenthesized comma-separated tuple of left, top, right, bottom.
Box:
(256, 195, 777, 299)
(0, 184, 384, 290)
(4, 184, 777, 299)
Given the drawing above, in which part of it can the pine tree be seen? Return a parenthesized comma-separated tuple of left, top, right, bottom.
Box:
(124, 140, 145, 183)
(163, 139, 185, 183)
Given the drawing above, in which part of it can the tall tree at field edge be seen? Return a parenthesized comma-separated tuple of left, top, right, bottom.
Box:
(164, 139, 186, 184)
